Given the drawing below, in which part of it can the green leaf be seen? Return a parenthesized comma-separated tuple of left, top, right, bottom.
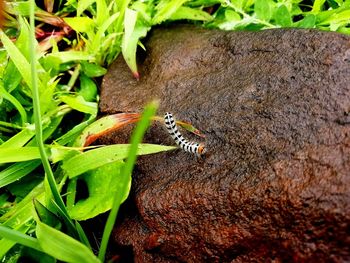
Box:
(152, 0, 188, 25)
(170, 6, 213, 21)
(33, 199, 61, 229)
(62, 144, 176, 178)
(122, 8, 149, 78)
(45, 51, 94, 64)
(79, 74, 98, 102)
(63, 17, 94, 33)
(296, 14, 316, 28)
(81, 62, 107, 77)
(274, 4, 292, 27)
(68, 161, 128, 220)
(35, 221, 100, 263)
(0, 147, 41, 164)
(59, 95, 98, 115)
(254, 0, 272, 21)
(89, 12, 120, 56)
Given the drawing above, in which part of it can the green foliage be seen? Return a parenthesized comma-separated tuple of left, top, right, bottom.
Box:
(0, 0, 349, 261)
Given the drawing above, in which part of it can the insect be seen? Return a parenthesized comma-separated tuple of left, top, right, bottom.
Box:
(164, 112, 205, 156)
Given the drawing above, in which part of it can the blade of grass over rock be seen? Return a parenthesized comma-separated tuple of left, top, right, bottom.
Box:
(98, 101, 158, 261)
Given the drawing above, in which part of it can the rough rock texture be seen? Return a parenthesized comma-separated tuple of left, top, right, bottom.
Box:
(100, 26, 350, 262)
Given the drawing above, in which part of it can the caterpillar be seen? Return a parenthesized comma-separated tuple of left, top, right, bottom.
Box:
(164, 112, 205, 156)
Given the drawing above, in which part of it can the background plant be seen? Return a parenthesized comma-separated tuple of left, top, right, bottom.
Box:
(0, 0, 349, 262)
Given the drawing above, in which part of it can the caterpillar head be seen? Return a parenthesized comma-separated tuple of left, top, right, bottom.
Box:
(197, 144, 206, 156)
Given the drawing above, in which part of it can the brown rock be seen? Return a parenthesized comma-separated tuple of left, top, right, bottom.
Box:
(100, 26, 350, 262)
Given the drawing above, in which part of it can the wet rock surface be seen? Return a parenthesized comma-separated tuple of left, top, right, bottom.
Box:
(100, 26, 350, 262)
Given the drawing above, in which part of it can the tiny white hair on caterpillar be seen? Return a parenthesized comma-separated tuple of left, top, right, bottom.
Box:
(164, 112, 205, 156)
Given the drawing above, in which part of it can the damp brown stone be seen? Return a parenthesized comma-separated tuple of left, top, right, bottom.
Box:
(100, 26, 350, 262)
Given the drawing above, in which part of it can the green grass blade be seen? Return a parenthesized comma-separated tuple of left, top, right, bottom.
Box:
(0, 224, 32, 258)
(0, 127, 35, 149)
(0, 160, 41, 188)
(98, 101, 158, 261)
(35, 221, 100, 263)
(0, 147, 41, 163)
(0, 225, 42, 252)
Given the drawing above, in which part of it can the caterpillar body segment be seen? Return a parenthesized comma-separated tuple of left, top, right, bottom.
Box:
(164, 112, 205, 156)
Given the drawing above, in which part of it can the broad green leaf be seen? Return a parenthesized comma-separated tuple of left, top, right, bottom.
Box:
(59, 95, 98, 115)
(33, 200, 61, 229)
(296, 14, 316, 28)
(81, 62, 107, 78)
(122, 8, 149, 78)
(68, 161, 128, 220)
(0, 147, 41, 164)
(274, 4, 292, 26)
(170, 6, 213, 21)
(35, 221, 100, 263)
(79, 74, 98, 102)
(63, 17, 94, 33)
(152, 0, 188, 25)
(254, 0, 272, 21)
(0, 160, 41, 188)
(62, 144, 176, 178)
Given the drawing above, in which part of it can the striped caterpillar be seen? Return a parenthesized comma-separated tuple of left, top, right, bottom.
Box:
(164, 112, 205, 156)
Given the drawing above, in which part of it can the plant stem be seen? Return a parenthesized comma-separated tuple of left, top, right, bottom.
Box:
(98, 101, 158, 261)
(29, 0, 68, 217)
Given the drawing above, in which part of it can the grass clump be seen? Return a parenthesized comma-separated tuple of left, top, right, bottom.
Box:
(0, 0, 349, 262)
